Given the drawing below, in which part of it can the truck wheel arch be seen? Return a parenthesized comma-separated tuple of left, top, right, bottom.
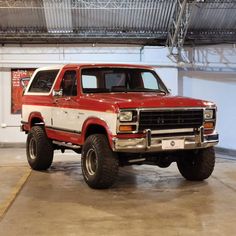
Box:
(82, 118, 113, 148)
(29, 112, 45, 129)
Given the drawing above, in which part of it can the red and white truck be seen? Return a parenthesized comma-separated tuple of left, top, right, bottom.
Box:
(21, 63, 219, 189)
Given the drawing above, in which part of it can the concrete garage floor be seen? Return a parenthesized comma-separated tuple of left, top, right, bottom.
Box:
(0, 148, 236, 236)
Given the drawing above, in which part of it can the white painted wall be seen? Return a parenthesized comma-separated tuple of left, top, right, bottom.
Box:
(142, 46, 178, 95)
(0, 68, 26, 143)
(0, 42, 236, 149)
(179, 44, 236, 150)
(0, 44, 178, 144)
(1, 43, 235, 150)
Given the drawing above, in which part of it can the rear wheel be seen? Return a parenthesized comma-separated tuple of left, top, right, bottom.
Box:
(177, 147, 215, 181)
(26, 126, 54, 170)
(81, 134, 119, 189)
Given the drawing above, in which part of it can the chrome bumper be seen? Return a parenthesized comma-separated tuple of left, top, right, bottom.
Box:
(113, 131, 219, 153)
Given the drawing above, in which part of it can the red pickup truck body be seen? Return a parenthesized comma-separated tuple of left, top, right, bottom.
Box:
(21, 64, 218, 189)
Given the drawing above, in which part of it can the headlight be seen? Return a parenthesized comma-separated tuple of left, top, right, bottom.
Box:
(119, 111, 133, 122)
(204, 109, 214, 120)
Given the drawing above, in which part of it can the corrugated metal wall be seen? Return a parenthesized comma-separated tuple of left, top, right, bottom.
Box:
(0, 0, 235, 44)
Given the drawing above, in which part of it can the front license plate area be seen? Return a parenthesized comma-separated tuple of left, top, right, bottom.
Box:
(162, 139, 184, 150)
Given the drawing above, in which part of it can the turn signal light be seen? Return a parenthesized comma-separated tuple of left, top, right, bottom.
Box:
(204, 122, 214, 129)
(119, 125, 136, 132)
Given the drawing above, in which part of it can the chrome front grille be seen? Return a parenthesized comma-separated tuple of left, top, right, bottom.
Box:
(139, 109, 203, 131)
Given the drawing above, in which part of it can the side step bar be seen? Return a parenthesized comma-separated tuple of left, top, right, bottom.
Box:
(53, 141, 81, 149)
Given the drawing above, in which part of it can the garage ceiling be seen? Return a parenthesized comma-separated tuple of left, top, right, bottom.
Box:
(0, 0, 235, 47)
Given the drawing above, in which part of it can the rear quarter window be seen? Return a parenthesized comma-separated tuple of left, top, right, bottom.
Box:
(28, 70, 59, 93)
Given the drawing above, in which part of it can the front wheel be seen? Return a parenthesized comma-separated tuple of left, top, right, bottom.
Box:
(177, 147, 215, 181)
(26, 126, 54, 170)
(81, 134, 119, 189)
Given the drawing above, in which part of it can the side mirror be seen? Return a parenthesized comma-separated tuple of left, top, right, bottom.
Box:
(53, 89, 63, 97)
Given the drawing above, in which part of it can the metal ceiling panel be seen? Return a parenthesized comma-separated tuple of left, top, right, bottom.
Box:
(0, 0, 235, 45)
(189, 1, 236, 30)
(71, 0, 175, 32)
(43, 0, 73, 33)
(0, 0, 46, 32)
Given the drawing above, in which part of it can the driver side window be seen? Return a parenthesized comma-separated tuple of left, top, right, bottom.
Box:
(60, 70, 77, 96)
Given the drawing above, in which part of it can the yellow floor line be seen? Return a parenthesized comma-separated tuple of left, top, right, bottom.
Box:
(0, 169, 31, 219)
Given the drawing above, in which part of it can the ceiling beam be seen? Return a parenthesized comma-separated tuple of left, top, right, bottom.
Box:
(166, 0, 199, 56)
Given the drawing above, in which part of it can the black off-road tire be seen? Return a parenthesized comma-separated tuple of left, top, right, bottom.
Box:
(81, 134, 119, 189)
(177, 147, 215, 181)
(26, 126, 54, 170)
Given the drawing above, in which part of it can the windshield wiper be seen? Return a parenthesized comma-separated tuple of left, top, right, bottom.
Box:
(129, 88, 167, 94)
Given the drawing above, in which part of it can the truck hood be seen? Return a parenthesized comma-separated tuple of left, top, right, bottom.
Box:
(83, 93, 214, 109)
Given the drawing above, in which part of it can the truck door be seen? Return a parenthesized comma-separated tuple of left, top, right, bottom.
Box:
(52, 69, 81, 134)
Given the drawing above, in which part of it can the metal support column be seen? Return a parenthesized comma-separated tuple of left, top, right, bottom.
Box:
(166, 0, 196, 56)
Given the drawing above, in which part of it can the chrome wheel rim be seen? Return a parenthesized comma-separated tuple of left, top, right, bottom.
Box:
(86, 148, 98, 176)
(29, 138, 37, 160)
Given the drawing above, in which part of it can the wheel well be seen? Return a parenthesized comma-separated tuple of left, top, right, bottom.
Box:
(85, 125, 107, 139)
(30, 117, 44, 127)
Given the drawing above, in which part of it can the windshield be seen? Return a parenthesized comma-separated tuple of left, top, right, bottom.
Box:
(81, 68, 168, 94)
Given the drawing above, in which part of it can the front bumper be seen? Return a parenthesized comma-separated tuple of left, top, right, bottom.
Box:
(113, 131, 219, 153)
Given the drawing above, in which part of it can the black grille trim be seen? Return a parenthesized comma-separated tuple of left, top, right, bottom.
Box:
(139, 109, 203, 131)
